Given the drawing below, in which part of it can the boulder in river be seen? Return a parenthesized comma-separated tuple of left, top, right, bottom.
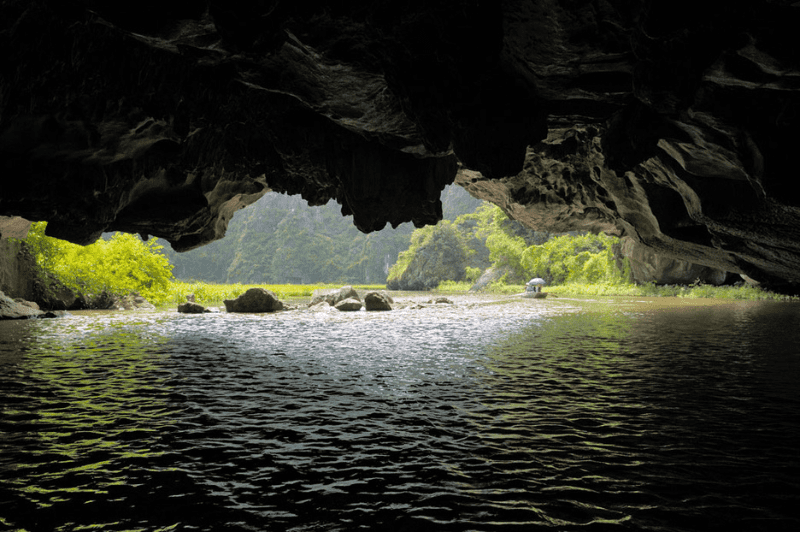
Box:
(224, 288, 284, 313)
(364, 291, 392, 311)
(178, 302, 211, 314)
(334, 298, 363, 311)
(309, 301, 335, 312)
(309, 285, 361, 307)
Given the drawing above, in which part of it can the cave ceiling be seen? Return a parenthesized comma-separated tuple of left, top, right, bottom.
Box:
(1, 0, 799, 290)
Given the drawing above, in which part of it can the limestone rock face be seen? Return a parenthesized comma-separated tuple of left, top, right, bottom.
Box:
(618, 237, 729, 286)
(469, 266, 516, 292)
(224, 288, 283, 313)
(387, 224, 468, 291)
(2, 1, 800, 291)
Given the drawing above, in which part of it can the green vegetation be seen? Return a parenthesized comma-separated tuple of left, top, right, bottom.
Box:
(542, 281, 796, 300)
(24, 222, 174, 305)
(520, 232, 628, 285)
(17, 187, 794, 307)
(387, 221, 469, 290)
(403, 204, 795, 301)
(434, 279, 795, 300)
(162, 185, 483, 285)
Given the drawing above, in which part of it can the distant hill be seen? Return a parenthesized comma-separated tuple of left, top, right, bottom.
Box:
(162, 184, 488, 284)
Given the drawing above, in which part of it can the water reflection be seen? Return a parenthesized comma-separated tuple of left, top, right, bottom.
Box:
(474, 299, 800, 530)
(0, 300, 798, 531)
(0, 314, 189, 531)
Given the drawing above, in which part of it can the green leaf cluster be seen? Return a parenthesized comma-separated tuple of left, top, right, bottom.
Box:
(520, 232, 624, 285)
(25, 222, 174, 304)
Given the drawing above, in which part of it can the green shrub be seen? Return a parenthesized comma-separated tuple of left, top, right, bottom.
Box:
(24, 222, 174, 305)
(520, 232, 621, 285)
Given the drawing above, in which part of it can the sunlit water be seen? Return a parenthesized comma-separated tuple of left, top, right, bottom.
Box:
(1, 296, 799, 531)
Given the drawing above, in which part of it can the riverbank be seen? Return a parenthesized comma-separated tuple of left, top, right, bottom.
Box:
(436, 280, 798, 301)
(153, 279, 798, 316)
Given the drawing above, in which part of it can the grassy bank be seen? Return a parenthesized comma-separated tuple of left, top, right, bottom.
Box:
(436, 280, 797, 301)
(162, 279, 796, 309)
(165, 281, 386, 306)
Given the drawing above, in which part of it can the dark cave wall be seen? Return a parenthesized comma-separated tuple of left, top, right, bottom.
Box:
(1, 0, 799, 289)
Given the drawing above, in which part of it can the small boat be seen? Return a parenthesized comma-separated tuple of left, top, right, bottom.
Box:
(524, 277, 547, 298)
(523, 290, 547, 299)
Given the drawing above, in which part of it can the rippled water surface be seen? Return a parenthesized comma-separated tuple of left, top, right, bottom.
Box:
(1, 296, 799, 531)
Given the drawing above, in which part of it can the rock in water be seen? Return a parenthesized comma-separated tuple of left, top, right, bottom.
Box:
(334, 298, 363, 311)
(224, 288, 284, 313)
(310, 286, 361, 307)
(178, 302, 210, 314)
(364, 291, 392, 311)
(1, 290, 44, 319)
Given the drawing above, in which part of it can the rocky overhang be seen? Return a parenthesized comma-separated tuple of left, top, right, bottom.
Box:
(1, 0, 798, 291)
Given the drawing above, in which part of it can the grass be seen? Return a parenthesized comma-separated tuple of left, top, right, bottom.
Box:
(436, 280, 797, 301)
(165, 281, 386, 306)
(161, 279, 795, 308)
(546, 281, 797, 300)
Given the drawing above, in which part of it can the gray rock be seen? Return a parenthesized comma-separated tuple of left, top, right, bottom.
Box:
(427, 297, 453, 304)
(1, 290, 44, 319)
(469, 266, 514, 292)
(224, 288, 284, 313)
(178, 302, 210, 314)
(309, 289, 336, 306)
(310, 286, 361, 307)
(14, 298, 40, 310)
(618, 237, 730, 286)
(364, 291, 392, 311)
(334, 298, 363, 311)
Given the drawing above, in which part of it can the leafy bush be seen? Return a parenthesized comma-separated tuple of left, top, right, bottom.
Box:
(25, 222, 174, 305)
(520, 232, 621, 285)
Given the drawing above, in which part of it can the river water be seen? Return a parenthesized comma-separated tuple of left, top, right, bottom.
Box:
(1, 295, 798, 531)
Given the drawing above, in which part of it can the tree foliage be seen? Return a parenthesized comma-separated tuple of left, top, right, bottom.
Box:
(520, 232, 622, 285)
(388, 203, 628, 289)
(25, 222, 174, 304)
(386, 221, 469, 290)
(161, 185, 485, 285)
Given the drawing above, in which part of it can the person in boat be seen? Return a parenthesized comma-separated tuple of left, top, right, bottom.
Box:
(526, 277, 545, 293)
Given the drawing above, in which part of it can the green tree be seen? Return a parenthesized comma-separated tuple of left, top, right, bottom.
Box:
(472, 205, 527, 282)
(520, 232, 621, 285)
(24, 222, 174, 304)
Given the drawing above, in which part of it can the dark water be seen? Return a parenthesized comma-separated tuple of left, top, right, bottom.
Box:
(1, 296, 799, 531)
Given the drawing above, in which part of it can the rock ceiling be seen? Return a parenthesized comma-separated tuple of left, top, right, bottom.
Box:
(1, 0, 799, 290)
